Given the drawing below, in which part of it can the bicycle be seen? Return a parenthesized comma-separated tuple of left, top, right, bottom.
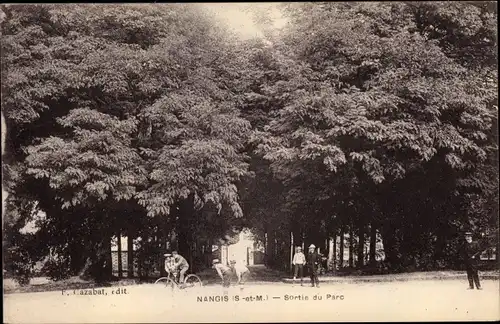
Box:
(154, 270, 203, 290)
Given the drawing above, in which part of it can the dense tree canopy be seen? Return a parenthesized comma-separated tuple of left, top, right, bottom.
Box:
(245, 1, 498, 269)
(1, 3, 252, 280)
(1, 2, 497, 281)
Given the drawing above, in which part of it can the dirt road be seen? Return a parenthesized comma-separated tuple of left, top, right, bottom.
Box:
(4, 279, 499, 322)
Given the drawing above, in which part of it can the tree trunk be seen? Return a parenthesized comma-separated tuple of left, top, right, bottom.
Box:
(177, 197, 193, 265)
(267, 230, 275, 268)
(117, 233, 123, 278)
(159, 220, 168, 277)
(264, 231, 268, 267)
(357, 220, 365, 269)
(275, 235, 281, 271)
(86, 237, 112, 283)
(206, 240, 212, 268)
(77, 235, 112, 282)
(127, 232, 134, 278)
(369, 223, 377, 266)
(271, 231, 277, 268)
(381, 222, 401, 271)
(332, 234, 337, 271)
(189, 241, 195, 273)
(328, 237, 334, 272)
(170, 229, 178, 253)
(339, 228, 345, 268)
(78, 257, 92, 280)
(348, 227, 354, 268)
(290, 231, 294, 275)
(103, 236, 113, 279)
(70, 242, 84, 275)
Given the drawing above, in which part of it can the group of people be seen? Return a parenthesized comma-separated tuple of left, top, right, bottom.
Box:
(163, 251, 250, 288)
(292, 232, 487, 290)
(292, 244, 322, 287)
(163, 231, 487, 290)
(212, 259, 250, 288)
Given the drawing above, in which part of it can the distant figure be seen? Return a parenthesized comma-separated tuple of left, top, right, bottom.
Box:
(171, 250, 189, 285)
(307, 244, 321, 288)
(230, 260, 250, 288)
(213, 259, 232, 288)
(292, 246, 306, 285)
(462, 232, 483, 290)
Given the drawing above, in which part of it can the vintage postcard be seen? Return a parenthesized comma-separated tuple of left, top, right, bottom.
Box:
(2, 2, 499, 323)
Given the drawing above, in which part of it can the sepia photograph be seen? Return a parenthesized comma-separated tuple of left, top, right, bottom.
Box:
(1, 2, 499, 323)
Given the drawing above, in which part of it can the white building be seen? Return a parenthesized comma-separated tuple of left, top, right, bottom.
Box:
(227, 229, 255, 266)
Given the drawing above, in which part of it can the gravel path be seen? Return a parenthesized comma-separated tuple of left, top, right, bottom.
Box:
(4, 279, 499, 322)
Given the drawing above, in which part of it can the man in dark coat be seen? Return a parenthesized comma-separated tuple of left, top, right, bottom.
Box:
(307, 244, 321, 288)
(462, 232, 483, 290)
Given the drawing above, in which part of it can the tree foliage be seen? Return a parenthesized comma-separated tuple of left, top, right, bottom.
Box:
(245, 1, 498, 269)
(2, 3, 252, 282)
(1, 2, 497, 282)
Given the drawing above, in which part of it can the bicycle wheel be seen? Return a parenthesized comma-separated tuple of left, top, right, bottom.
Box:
(184, 274, 203, 288)
(155, 277, 176, 290)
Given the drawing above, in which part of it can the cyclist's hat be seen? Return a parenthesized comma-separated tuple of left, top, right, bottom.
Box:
(164, 253, 172, 256)
(212, 259, 220, 264)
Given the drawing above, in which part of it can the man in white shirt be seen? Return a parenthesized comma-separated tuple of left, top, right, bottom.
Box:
(292, 246, 306, 285)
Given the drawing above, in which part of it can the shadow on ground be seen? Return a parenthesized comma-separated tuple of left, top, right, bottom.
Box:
(6, 266, 497, 294)
(3, 265, 287, 294)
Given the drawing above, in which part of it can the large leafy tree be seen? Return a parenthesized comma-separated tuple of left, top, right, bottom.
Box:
(1, 4, 251, 280)
(248, 2, 497, 270)
(1, 2, 497, 281)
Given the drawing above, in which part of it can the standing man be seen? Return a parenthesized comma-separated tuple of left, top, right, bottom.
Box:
(462, 232, 483, 290)
(171, 250, 189, 286)
(292, 246, 306, 286)
(307, 244, 321, 288)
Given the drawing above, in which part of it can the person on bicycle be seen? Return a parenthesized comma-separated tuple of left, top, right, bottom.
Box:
(213, 259, 232, 288)
(163, 253, 175, 276)
(171, 250, 189, 285)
